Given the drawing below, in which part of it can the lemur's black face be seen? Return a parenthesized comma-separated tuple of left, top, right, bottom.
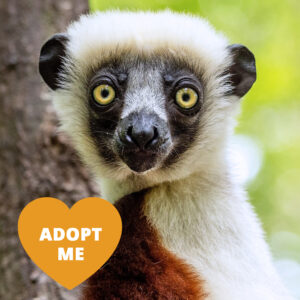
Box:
(87, 58, 204, 173)
(39, 33, 256, 175)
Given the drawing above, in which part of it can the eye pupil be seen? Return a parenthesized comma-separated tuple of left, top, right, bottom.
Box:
(182, 93, 190, 102)
(101, 89, 109, 98)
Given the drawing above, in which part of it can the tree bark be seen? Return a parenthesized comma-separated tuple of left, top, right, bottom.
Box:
(0, 1, 98, 299)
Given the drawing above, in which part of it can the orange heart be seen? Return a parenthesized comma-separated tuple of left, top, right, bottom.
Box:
(18, 197, 122, 289)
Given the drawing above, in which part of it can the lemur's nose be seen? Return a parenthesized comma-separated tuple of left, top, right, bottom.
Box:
(118, 112, 162, 151)
(126, 125, 158, 149)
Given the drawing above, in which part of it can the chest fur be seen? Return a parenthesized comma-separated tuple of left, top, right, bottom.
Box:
(82, 190, 206, 300)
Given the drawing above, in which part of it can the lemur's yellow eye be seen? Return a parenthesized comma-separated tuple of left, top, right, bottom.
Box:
(93, 84, 115, 105)
(175, 88, 198, 109)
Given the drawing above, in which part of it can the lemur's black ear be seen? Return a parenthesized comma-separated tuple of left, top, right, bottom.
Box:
(227, 44, 256, 97)
(39, 33, 69, 90)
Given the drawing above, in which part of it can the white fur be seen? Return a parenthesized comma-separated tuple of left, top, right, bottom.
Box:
(143, 171, 293, 299)
(66, 10, 228, 77)
(50, 11, 293, 299)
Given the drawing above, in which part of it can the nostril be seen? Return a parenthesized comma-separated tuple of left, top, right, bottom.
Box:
(153, 127, 158, 140)
(126, 126, 133, 137)
(145, 127, 158, 148)
(125, 126, 134, 143)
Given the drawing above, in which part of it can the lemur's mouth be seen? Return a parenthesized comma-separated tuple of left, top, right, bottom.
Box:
(119, 149, 159, 173)
(116, 138, 172, 173)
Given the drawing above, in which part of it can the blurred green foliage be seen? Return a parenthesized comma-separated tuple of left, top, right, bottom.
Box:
(90, 0, 300, 260)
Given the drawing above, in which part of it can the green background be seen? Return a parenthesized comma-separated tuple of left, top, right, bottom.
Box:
(90, 0, 300, 270)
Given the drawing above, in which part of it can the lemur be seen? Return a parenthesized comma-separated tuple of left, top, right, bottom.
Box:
(39, 11, 293, 300)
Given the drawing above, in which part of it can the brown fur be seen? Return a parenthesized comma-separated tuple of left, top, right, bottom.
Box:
(82, 190, 206, 300)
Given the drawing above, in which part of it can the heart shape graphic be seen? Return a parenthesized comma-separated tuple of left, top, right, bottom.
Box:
(18, 197, 122, 289)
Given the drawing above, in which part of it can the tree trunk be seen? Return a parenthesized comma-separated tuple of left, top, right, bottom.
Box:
(0, 1, 98, 299)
